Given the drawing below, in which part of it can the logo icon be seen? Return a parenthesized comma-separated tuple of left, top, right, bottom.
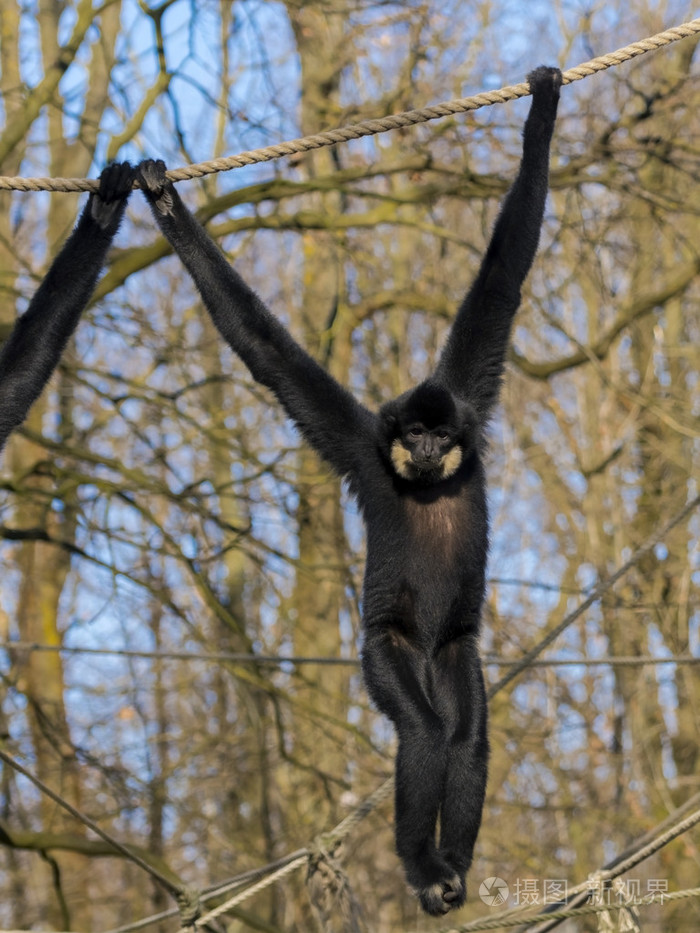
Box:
(479, 876, 510, 906)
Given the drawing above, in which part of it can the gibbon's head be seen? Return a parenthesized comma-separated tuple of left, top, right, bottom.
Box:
(380, 382, 475, 484)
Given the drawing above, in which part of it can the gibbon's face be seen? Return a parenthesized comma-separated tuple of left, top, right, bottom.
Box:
(381, 382, 470, 484)
(390, 423, 463, 482)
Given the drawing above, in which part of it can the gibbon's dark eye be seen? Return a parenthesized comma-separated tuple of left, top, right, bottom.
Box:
(408, 427, 423, 439)
(437, 430, 450, 441)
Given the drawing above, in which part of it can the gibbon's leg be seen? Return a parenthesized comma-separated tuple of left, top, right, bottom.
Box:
(361, 629, 461, 915)
(433, 636, 489, 889)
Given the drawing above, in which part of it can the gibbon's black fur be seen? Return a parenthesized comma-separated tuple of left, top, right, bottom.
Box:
(138, 66, 561, 916)
(0, 162, 135, 452)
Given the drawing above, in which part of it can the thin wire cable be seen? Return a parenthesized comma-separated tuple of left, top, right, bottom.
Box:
(1, 643, 358, 666)
(4, 641, 700, 668)
(0, 748, 184, 899)
(1, 18, 699, 193)
(487, 491, 700, 699)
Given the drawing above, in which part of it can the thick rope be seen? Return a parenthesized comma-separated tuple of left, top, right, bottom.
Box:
(170, 781, 397, 932)
(120, 793, 700, 933)
(187, 855, 308, 929)
(435, 888, 700, 932)
(1, 17, 699, 194)
(101, 851, 310, 933)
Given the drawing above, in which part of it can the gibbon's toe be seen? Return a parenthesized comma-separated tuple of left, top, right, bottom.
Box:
(418, 873, 466, 916)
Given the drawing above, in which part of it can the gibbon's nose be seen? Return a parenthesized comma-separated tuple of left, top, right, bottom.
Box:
(422, 437, 442, 462)
(413, 441, 442, 467)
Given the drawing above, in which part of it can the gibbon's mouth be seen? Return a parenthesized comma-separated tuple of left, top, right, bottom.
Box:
(413, 458, 443, 472)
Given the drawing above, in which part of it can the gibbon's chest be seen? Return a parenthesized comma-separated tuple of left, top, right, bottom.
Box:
(360, 483, 487, 636)
(355, 453, 487, 570)
(401, 492, 466, 564)
(369, 479, 479, 563)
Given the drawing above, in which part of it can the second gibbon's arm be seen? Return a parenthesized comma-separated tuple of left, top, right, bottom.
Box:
(0, 162, 135, 452)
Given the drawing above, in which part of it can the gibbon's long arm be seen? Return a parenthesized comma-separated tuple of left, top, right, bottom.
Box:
(434, 66, 561, 422)
(137, 160, 376, 479)
(0, 162, 134, 452)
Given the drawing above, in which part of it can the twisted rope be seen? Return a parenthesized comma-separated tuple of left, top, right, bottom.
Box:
(438, 888, 700, 932)
(171, 780, 397, 931)
(186, 855, 308, 929)
(1, 17, 699, 194)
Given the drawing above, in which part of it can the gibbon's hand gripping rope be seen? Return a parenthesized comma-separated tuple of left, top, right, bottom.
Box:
(1, 17, 699, 193)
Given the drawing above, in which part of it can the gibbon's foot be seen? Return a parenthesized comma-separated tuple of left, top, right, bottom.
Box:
(137, 158, 167, 195)
(417, 872, 466, 916)
(136, 159, 175, 216)
(404, 846, 467, 915)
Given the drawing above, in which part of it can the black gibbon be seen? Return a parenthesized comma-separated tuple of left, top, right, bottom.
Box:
(0, 162, 135, 452)
(137, 65, 561, 916)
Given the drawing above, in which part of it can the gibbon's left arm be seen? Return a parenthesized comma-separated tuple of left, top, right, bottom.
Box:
(137, 160, 377, 480)
(434, 66, 561, 423)
(0, 162, 135, 452)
